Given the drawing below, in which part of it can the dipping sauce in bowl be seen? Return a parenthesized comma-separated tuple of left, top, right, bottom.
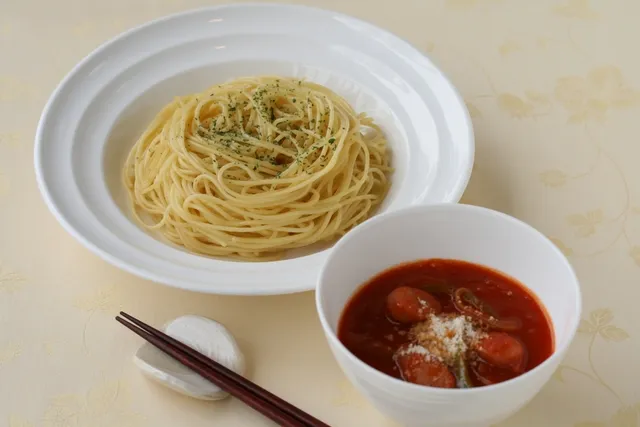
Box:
(337, 259, 553, 389)
(317, 204, 581, 426)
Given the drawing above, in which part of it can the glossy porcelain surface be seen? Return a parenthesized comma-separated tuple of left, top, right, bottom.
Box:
(316, 204, 581, 427)
(35, 4, 473, 294)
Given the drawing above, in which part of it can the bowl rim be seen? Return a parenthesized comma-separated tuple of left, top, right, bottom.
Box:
(33, 3, 475, 295)
(315, 203, 582, 395)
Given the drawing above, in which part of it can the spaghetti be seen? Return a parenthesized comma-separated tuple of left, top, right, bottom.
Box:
(123, 76, 391, 259)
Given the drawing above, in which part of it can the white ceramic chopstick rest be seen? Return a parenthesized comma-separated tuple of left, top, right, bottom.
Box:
(133, 315, 245, 400)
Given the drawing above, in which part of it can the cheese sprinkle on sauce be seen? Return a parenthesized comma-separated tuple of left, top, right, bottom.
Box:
(409, 314, 486, 366)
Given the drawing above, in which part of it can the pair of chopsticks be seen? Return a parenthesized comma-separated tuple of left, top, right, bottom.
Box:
(116, 312, 329, 427)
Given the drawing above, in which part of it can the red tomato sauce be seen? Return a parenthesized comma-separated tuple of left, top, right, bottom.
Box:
(337, 259, 554, 388)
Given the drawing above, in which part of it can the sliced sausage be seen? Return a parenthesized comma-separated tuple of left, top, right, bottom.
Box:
(471, 360, 514, 386)
(475, 332, 526, 373)
(394, 349, 455, 388)
(386, 286, 442, 323)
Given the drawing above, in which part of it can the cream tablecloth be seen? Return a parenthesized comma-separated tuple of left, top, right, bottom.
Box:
(2, 0, 639, 426)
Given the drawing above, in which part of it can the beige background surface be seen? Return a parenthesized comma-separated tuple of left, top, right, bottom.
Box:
(2, 0, 640, 426)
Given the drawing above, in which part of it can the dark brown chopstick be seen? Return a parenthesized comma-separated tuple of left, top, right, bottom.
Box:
(117, 312, 329, 427)
(116, 317, 301, 426)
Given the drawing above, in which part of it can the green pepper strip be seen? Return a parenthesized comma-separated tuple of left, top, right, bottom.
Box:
(454, 356, 473, 388)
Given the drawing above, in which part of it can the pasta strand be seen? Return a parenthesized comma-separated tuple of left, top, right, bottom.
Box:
(123, 76, 392, 260)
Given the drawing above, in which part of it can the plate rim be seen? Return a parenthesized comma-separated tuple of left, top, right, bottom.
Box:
(34, 3, 475, 295)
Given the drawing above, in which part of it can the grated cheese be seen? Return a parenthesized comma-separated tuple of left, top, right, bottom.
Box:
(410, 314, 485, 366)
(396, 343, 436, 362)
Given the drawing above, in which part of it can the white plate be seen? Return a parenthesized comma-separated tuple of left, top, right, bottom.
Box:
(35, 4, 474, 295)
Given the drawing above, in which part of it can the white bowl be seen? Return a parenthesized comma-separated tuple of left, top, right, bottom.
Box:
(316, 204, 581, 427)
(34, 4, 474, 295)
